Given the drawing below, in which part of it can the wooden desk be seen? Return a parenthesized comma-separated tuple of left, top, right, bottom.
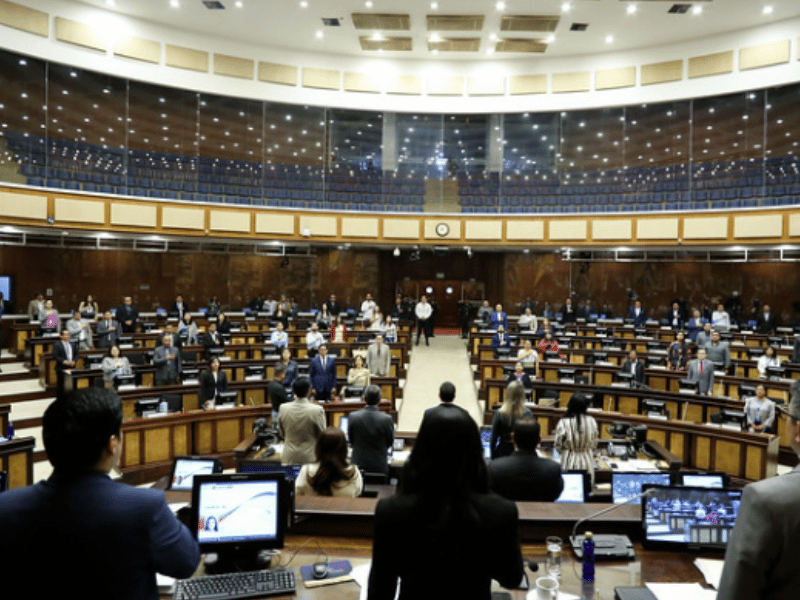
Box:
(0, 436, 35, 489)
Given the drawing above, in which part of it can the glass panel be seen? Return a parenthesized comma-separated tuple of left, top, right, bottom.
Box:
(263, 102, 325, 210)
(692, 91, 766, 208)
(47, 62, 128, 194)
(327, 108, 382, 211)
(625, 101, 691, 211)
(198, 93, 264, 205)
(445, 113, 490, 212)
(390, 112, 441, 212)
(764, 83, 800, 207)
(128, 81, 198, 200)
(0, 49, 47, 186)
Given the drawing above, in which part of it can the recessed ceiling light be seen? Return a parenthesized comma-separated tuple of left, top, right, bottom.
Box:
(299, 0, 308, 6)
(627, 4, 637, 14)
(561, 2, 572, 12)
(365, 0, 373, 7)
(692, 5, 703, 15)
(605, 35, 614, 44)
(315, 30, 323, 39)
(762, 5, 774, 15)
(430, 1, 438, 8)
(169, 0, 179, 8)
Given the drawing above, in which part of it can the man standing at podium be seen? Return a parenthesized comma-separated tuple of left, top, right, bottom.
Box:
(0, 387, 200, 599)
(717, 389, 800, 599)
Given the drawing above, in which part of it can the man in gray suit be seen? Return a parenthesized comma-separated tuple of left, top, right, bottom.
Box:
(278, 377, 325, 466)
(704, 330, 731, 372)
(366, 335, 391, 377)
(348, 385, 394, 477)
(95, 311, 121, 349)
(687, 348, 714, 396)
(717, 387, 800, 599)
(153, 335, 181, 386)
(27, 292, 44, 322)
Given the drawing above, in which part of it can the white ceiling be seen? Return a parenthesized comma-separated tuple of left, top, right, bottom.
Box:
(74, 0, 800, 61)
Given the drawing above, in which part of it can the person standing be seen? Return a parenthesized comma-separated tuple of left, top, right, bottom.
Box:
(366, 334, 391, 377)
(348, 385, 394, 477)
(687, 348, 715, 396)
(115, 296, 139, 334)
(53, 329, 78, 397)
(153, 335, 181, 386)
(554, 393, 598, 486)
(414, 295, 432, 346)
(309, 344, 337, 401)
(278, 377, 326, 466)
(716, 390, 800, 600)
(0, 387, 200, 600)
(95, 311, 121, 349)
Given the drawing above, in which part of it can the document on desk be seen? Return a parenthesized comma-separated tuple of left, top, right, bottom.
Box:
(693, 558, 725, 589)
(645, 582, 716, 600)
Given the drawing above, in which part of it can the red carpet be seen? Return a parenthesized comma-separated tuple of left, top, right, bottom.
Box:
(433, 327, 461, 336)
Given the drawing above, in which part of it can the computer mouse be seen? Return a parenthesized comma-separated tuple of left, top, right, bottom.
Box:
(610, 462, 619, 469)
(312, 562, 328, 579)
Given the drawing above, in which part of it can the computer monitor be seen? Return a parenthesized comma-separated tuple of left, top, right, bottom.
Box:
(678, 379, 699, 393)
(555, 471, 590, 503)
(479, 426, 492, 460)
(115, 373, 136, 389)
(642, 399, 669, 419)
(161, 393, 183, 413)
(611, 471, 672, 504)
(766, 365, 786, 380)
(737, 384, 756, 399)
(0, 470, 7, 493)
(169, 456, 223, 491)
(615, 372, 634, 385)
(239, 463, 302, 481)
(679, 472, 728, 488)
(207, 347, 225, 359)
(344, 385, 364, 399)
(718, 408, 747, 431)
(181, 368, 200, 384)
(216, 391, 238, 407)
(191, 472, 290, 570)
(544, 350, 562, 361)
(557, 368, 576, 381)
(592, 351, 609, 364)
(245, 365, 265, 380)
(641, 484, 743, 551)
(134, 398, 160, 417)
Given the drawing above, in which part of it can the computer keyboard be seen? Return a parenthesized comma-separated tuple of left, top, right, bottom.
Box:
(173, 567, 296, 599)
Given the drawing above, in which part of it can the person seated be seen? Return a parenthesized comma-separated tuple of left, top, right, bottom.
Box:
(347, 355, 371, 390)
(270, 322, 289, 349)
(507, 362, 534, 388)
(295, 427, 363, 497)
(490, 325, 512, 357)
(490, 381, 533, 459)
(743, 384, 776, 434)
(367, 405, 523, 600)
(198, 357, 229, 410)
(101, 345, 132, 388)
(757, 346, 781, 378)
(487, 417, 564, 502)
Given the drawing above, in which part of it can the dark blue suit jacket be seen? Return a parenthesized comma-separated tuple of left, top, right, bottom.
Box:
(309, 354, 337, 400)
(627, 306, 647, 327)
(0, 470, 200, 600)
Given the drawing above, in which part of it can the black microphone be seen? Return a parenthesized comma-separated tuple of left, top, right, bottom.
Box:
(569, 487, 657, 557)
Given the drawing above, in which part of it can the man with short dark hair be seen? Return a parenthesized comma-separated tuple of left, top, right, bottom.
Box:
(116, 296, 139, 333)
(268, 364, 290, 422)
(487, 417, 563, 502)
(309, 343, 337, 401)
(717, 389, 800, 599)
(0, 388, 200, 599)
(348, 384, 394, 476)
(53, 328, 78, 397)
(620, 349, 646, 385)
(278, 376, 326, 465)
(425, 381, 461, 417)
(201, 321, 224, 360)
(153, 334, 181, 386)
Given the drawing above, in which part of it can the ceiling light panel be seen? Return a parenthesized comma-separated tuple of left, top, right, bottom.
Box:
(500, 15, 560, 33)
(352, 13, 411, 30)
(427, 15, 485, 31)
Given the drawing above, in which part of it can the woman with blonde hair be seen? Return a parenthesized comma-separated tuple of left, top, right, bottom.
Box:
(489, 380, 532, 459)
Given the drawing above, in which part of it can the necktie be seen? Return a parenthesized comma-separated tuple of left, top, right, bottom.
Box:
(699, 361, 704, 374)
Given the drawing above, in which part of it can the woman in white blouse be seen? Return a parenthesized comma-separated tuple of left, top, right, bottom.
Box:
(101, 345, 132, 387)
(757, 346, 780, 378)
(295, 427, 363, 497)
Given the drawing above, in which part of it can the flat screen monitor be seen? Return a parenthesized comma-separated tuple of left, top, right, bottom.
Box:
(0, 470, 7, 492)
(612, 471, 672, 504)
(555, 471, 589, 503)
(642, 399, 669, 419)
(719, 409, 746, 431)
(641, 484, 742, 551)
(134, 398, 160, 416)
(115, 374, 135, 388)
(679, 472, 727, 488)
(169, 456, 222, 491)
(191, 473, 290, 559)
(161, 393, 183, 413)
(0, 276, 13, 308)
(239, 464, 302, 481)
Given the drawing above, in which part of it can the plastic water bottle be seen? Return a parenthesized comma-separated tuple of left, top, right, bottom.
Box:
(582, 531, 595, 583)
(7, 422, 14, 440)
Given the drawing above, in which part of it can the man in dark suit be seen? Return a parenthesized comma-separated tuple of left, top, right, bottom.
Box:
(156, 323, 182, 350)
(348, 384, 394, 477)
(0, 387, 199, 600)
(487, 417, 563, 502)
(201, 321, 224, 360)
(755, 304, 779, 335)
(627, 300, 647, 326)
(53, 329, 79, 398)
(424, 381, 463, 418)
(620, 349, 646, 385)
(153, 335, 181, 386)
(115, 296, 139, 333)
(666, 302, 685, 330)
(169, 294, 189, 321)
(560, 298, 576, 323)
(309, 343, 337, 401)
(491, 325, 512, 358)
(95, 310, 121, 349)
(325, 293, 342, 317)
(267, 364, 290, 422)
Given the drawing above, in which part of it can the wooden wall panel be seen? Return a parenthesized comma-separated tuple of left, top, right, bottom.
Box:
(259, 62, 298, 86)
(0, 0, 48, 37)
(55, 17, 107, 52)
(114, 36, 160, 63)
(509, 74, 547, 95)
(641, 60, 683, 86)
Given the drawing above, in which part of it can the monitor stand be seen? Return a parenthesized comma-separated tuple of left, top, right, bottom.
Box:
(203, 548, 274, 574)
